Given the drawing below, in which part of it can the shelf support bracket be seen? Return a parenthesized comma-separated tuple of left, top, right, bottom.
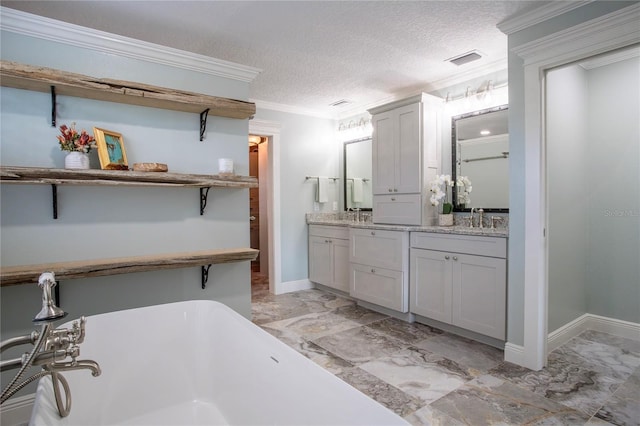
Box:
(51, 184, 58, 219)
(200, 187, 210, 215)
(199, 108, 210, 141)
(50, 86, 57, 127)
(201, 264, 212, 289)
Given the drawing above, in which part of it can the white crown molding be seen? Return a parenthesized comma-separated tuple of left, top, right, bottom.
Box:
(252, 99, 336, 120)
(0, 7, 261, 83)
(513, 2, 640, 67)
(497, 1, 594, 35)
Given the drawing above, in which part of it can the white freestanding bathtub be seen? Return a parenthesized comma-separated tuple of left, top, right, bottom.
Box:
(29, 300, 406, 425)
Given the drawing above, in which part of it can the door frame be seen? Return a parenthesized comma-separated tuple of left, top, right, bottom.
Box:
(249, 119, 283, 295)
(512, 3, 639, 370)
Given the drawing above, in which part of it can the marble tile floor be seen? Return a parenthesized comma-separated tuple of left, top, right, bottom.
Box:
(251, 275, 639, 425)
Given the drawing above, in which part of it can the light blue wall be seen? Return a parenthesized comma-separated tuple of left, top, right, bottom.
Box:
(586, 56, 640, 322)
(251, 108, 337, 283)
(546, 64, 589, 332)
(1, 24, 254, 395)
(505, 0, 637, 345)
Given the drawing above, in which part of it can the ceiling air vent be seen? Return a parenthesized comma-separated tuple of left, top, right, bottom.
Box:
(329, 99, 352, 107)
(446, 50, 483, 66)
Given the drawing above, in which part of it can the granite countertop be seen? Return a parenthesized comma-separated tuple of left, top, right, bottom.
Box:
(306, 213, 508, 237)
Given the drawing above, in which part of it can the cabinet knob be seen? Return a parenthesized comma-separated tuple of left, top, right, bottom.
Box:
(388, 188, 393, 192)
(445, 255, 450, 260)
(394, 189, 398, 192)
(453, 256, 458, 261)
(371, 268, 376, 274)
(391, 198, 396, 201)
(371, 231, 376, 236)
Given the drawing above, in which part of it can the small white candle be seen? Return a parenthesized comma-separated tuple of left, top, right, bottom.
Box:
(218, 158, 234, 175)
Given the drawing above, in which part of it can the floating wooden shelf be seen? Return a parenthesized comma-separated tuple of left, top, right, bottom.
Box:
(0, 248, 259, 287)
(0, 60, 255, 120)
(0, 166, 258, 188)
(0, 166, 258, 218)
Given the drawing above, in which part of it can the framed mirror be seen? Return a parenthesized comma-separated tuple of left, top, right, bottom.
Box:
(343, 138, 373, 210)
(452, 105, 509, 212)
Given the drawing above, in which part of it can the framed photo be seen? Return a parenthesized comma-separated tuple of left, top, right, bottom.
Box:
(93, 127, 129, 170)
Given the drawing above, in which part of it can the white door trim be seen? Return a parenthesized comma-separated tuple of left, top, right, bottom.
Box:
(249, 119, 282, 295)
(512, 3, 640, 370)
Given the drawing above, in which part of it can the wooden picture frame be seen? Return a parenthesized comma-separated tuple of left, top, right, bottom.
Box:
(93, 127, 129, 170)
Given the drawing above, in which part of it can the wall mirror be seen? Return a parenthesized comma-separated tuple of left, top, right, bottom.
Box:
(452, 105, 509, 212)
(343, 138, 373, 210)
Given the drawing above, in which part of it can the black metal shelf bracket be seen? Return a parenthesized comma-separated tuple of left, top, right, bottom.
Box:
(199, 108, 210, 141)
(51, 184, 58, 219)
(200, 187, 210, 215)
(201, 264, 212, 289)
(50, 86, 57, 127)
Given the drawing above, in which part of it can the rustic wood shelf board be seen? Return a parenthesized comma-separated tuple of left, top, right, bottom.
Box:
(0, 60, 255, 119)
(0, 166, 258, 189)
(0, 248, 259, 286)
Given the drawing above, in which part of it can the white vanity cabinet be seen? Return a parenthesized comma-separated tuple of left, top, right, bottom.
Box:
(410, 232, 507, 340)
(349, 228, 409, 312)
(368, 93, 440, 226)
(308, 225, 349, 293)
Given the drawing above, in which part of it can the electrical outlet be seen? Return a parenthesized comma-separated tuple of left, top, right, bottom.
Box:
(313, 202, 320, 212)
(332, 201, 338, 211)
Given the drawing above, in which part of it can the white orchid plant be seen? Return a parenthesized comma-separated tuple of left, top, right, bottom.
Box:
(456, 175, 473, 206)
(430, 174, 473, 213)
(429, 174, 454, 214)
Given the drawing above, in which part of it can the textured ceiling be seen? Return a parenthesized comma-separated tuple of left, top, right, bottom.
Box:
(2, 1, 546, 117)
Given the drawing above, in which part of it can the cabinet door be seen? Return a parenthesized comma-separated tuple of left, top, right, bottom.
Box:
(409, 248, 452, 323)
(350, 263, 407, 312)
(332, 238, 350, 293)
(309, 235, 332, 286)
(452, 254, 506, 340)
(372, 111, 396, 195)
(395, 103, 422, 194)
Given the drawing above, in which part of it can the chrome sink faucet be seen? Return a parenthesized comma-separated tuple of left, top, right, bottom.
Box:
(478, 208, 485, 229)
(0, 272, 101, 418)
(468, 207, 475, 228)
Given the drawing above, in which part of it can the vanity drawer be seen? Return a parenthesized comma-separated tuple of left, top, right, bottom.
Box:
(309, 225, 349, 240)
(350, 228, 408, 270)
(410, 232, 507, 258)
(373, 193, 421, 225)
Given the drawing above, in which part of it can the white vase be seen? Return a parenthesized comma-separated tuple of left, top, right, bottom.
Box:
(64, 151, 90, 169)
(438, 214, 454, 227)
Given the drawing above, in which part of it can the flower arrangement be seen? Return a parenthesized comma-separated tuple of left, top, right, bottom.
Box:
(429, 174, 454, 214)
(57, 123, 96, 153)
(456, 175, 473, 206)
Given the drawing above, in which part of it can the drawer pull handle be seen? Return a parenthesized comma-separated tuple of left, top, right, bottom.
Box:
(391, 198, 396, 201)
(445, 255, 450, 260)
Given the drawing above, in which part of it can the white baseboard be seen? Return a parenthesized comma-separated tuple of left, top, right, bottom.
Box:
(276, 278, 314, 295)
(0, 393, 34, 426)
(504, 342, 525, 366)
(548, 313, 640, 352)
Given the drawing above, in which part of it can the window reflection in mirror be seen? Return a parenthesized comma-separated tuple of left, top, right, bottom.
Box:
(343, 138, 373, 210)
(452, 105, 509, 212)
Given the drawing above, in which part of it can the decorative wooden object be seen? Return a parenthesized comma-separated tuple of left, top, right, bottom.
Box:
(0, 60, 255, 120)
(0, 248, 259, 287)
(0, 166, 257, 188)
(132, 163, 169, 172)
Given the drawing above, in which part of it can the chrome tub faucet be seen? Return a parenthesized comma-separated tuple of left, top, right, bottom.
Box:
(0, 272, 101, 418)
